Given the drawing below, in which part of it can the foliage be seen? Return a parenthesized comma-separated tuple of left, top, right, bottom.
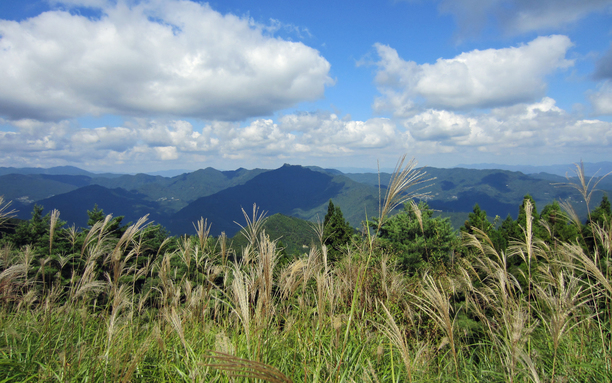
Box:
(377, 201, 459, 273)
(461, 203, 506, 251)
(231, 213, 317, 258)
(322, 199, 353, 263)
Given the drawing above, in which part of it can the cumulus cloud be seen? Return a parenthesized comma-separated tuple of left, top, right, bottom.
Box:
(0, 112, 404, 169)
(2, 96, 610, 170)
(0, 0, 332, 121)
(435, 0, 612, 37)
(374, 35, 573, 114)
(400, 97, 612, 155)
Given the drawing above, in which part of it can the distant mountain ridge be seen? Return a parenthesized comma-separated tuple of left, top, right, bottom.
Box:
(456, 161, 612, 177)
(0, 165, 123, 178)
(3, 163, 610, 235)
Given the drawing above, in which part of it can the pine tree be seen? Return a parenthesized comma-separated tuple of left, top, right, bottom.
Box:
(377, 201, 458, 274)
(589, 195, 611, 227)
(540, 200, 579, 245)
(462, 204, 505, 251)
(322, 200, 353, 263)
(87, 204, 125, 237)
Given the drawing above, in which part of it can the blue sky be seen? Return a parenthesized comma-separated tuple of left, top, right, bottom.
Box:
(0, 0, 611, 173)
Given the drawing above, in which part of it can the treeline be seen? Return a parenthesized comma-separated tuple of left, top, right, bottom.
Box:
(1, 193, 610, 306)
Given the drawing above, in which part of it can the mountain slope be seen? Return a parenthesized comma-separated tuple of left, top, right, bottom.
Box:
(19, 185, 166, 229)
(90, 167, 267, 212)
(0, 174, 91, 203)
(169, 164, 376, 236)
(344, 167, 610, 220)
(455, 161, 612, 177)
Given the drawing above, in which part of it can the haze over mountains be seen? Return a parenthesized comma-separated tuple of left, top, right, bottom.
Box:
(1, 162, 610, 237)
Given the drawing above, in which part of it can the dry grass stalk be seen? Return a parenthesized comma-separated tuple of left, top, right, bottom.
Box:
(0, 196, 17, 228)
(193, 217, 211, 254)
(231, 266, 252, 348)
(554, 160, 611, 218)
(310, 215, 325, 246)
(378, 155, 435, 230)
(256, 232, 278, 322)
(203, 351, 293, 383)
(177, 235, 192, 271)
(535, 267, 590, 380)
(235, 204, 268, 247)
(315, 271, 328, 325)
(106, 283, 132, 358)
(216, 231, 231, 267)
(163, 306, 190, 358)
(109, 215, 149, 266)
(279, 258, 308, 300)
(412, 274, 459, 378)
(465, 229, 542, 383)
(0, 264, 28, 304)
(49, 209, 60, 256)
(560, 241, 612, 295)
(214, 331, 235, 355)
(378, 301, 420, 382)
(558, 198, 582, 230)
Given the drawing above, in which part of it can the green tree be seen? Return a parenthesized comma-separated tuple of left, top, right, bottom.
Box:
(584, 194, 612, 255)
(377, 201, 458, 274)
(87, 204, 126, 237)
(462, 204, 505, 252)
(494, 195, 545, 252)
(539, 200, 579, 245)
(589, 194, 611, 227)
(462, 204, 492, 234)
(9, 205, 49, 249)
(323, 200, 353, 263)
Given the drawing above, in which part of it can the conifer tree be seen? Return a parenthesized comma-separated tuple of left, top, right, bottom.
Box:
(462, 204, 505, 251)
(540, 200, 579, 245)
(589, 195, 611, 227)
(322, 200, 353, 263)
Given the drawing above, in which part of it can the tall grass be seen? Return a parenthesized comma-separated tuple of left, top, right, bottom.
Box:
(1, 160, 611, 382)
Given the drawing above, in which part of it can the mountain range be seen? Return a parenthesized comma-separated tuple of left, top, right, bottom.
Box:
(1, 162, 610, 237)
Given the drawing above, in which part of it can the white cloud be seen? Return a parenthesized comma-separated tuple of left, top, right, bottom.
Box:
(435, 0, 612, 37)
(0, 0, 332, 121)
(154, 146, 179, 161)
(1, 97, 610, 170)
(374, 35, 573, 113)
(400, 97, 612, 153)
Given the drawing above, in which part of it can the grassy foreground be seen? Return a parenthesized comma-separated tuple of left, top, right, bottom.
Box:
(1, 158, 611, 382)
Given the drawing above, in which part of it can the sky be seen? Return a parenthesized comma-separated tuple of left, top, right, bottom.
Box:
(0, 0, 611, 173)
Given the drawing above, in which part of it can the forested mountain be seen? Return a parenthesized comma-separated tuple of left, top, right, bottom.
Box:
(20, 185, 167, 228)
(456, 161, 612, 177)
(169, 164, 378, 236)
(2, 163, 610, 236)
(90, 167, 267, 211)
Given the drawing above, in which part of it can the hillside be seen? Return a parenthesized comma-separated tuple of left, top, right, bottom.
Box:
(0, 174, 90, 203)
(3, 163, 610, 235)
(91, 167, 267, 211)
(169, 164, 369, 236)
(345, 167, 610, 220)
(18, 185, 166, 228)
